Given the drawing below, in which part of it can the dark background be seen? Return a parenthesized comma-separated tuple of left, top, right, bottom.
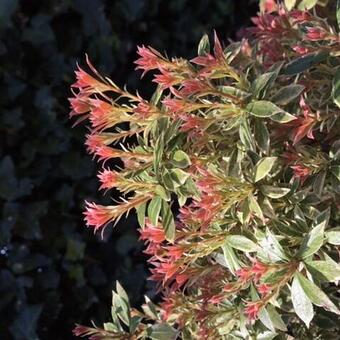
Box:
(0, 0, 257, 339)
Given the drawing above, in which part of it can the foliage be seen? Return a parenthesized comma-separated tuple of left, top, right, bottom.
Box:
(69, 0, 340, 339)
(0, 1, 255, 338)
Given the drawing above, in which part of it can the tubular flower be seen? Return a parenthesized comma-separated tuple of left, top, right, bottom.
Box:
(305, 27, 327, 41)
(152, 67, 183, 89)
(244, 301, 261, 321)
(97, 169, 120, 190)
(135, 45, 165, 76)
(84, 201, 118, 231)
(69, 94, 90, 117)
(139, 220, 166, 244)
(72, 57, 113, 93)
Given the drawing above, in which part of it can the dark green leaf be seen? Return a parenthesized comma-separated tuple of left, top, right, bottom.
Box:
(271, 84, 305, 105)
(283, 52, 329, 76)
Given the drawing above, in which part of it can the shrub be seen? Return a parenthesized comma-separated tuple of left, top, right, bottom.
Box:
(69, 0, 340, 338)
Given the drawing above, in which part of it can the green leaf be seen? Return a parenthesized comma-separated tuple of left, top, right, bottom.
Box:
(266, 305, 287, 331)
(283, 52, 329, 76)
(298, 0, 318, 9)
(155, 185, 170, 201)
(285, 0, 297, 10)
(247, 193, 264, 220)
(226, 235, 258, 252)
(148, 323, 177, 340)
(116, 281, 129, 302)
(136, 202, 146, 228)
(148, 196, 162, 225)
(270, 84, 305, 105)
(261, 185, 290, 198)
(259, 229, 289, 262)
(161, 201, 175, 242)
(326, 228, 340, 245)
(246, 101, 282, 118)
(306, 257, 340, 282)
(252, 71, 279, 99)
(142, 296, 158, 320)
(222, 243, 241, 274)
(270, 111, 297, 123)
(295, 272, 340, 314)
(254, 119, 270, 153)
(254, 157, 277, 182)
(198, 33, 210, 56)
(333, 67, 340, 108)
(239, 118, 256, 151)
(112, 288, 130, 327)
(153, 134, 164, 175)
(169, 168, 190, 186)
(297, 221, 325, 259)
(259, 305, 287, 332)
(170, 150, 191, 168)
(217, 85, 251, 99)
(291, 274, 314, 328)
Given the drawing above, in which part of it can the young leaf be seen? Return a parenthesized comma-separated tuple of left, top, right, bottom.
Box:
(291, 274, 314, 328)
(148, 196, 162, 225)
(161, 201, 175, 242)
(270, 84, 305, 105)
(254, 157, 277, 182)
(226, 235, 259, 252)
(296, 272, 340, 315)
(246, 101, 282, 118)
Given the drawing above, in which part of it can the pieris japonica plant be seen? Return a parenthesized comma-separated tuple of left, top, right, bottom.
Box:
(68, 0, 340, 338)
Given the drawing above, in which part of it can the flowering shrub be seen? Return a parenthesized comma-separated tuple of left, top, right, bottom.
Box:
(69, 0, 340, 338)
